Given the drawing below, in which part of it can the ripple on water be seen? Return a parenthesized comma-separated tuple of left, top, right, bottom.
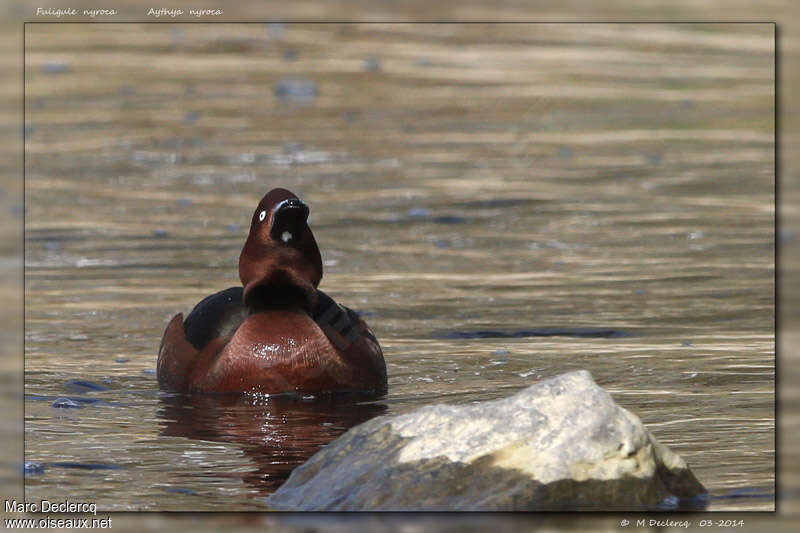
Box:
(436, 328, 634, 340)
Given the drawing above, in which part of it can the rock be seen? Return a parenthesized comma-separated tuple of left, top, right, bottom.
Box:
(266, 371, 707, 511)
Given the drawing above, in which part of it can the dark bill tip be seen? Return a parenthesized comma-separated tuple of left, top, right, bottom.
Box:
(270, 198, 310, 243)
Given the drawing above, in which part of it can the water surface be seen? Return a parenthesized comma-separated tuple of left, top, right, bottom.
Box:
(24, 23, 774, 510)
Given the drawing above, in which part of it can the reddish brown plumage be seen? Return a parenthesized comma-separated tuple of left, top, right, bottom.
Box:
(238, 188, 323, 310)
(157, 188, 386, 395)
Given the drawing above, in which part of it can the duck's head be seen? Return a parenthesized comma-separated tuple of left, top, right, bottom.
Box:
(239, 188, 322, 311)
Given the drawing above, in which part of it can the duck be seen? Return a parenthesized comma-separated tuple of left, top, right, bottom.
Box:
(157, 188, 387, 395)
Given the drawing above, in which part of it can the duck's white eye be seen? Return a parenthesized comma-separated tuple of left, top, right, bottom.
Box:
(258, 210, 266, 222)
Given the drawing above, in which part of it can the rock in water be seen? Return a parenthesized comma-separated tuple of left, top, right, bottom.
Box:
(267, 370, 707, 511)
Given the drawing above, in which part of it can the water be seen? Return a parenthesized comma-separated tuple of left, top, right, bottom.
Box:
(24, 22, 774, 510)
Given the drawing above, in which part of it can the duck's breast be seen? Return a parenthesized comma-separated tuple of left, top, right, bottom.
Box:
(192, 310, 365, 394)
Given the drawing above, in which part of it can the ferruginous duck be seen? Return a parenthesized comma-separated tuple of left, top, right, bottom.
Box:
(157, 188, 387, 395)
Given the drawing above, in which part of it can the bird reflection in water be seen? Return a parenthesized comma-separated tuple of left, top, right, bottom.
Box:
(158, 392, 387, 495)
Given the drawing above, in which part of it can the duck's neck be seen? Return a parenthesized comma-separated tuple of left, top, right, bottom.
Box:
(244, 284, 316, 315)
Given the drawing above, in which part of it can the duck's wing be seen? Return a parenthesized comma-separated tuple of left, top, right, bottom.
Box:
(313, 290, 386, 389)
(313, 290, 361, 350)
(183, 287, 246, 350)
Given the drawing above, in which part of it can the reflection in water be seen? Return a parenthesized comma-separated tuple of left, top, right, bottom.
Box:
(157, 393, 387, 495)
